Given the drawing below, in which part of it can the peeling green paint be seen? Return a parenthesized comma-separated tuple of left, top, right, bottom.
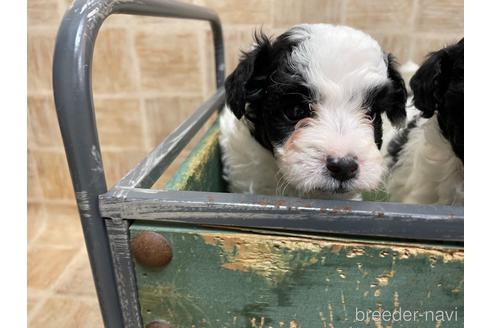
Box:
(148, 106, 463, 328)
(131, 224, 463, 328)
(164, 121, 227, 193)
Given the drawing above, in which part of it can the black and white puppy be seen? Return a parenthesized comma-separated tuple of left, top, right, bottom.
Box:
(220, 24, 407, 200)
(385, 39, 464, 205)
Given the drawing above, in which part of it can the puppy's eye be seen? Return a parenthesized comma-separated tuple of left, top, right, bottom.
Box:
(284, 103, 311, 122)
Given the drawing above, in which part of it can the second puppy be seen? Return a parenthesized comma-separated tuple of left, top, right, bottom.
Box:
(220, 24, 407, 200)
(385, 39, 464, 205)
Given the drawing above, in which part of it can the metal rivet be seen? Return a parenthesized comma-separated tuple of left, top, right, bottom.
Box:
(145, 321, 174, 328)
(131, 232, 173, 268)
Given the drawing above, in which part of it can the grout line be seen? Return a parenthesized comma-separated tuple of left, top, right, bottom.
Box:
(140, 97, 151, 151)
(28, 146, 68, 153)
(28, 199, 76, 205)
(27, 289, 52, 321)
(339, 0, 347, 25)
(98, 90, 204, 98)
(28, 90, 205, 98)
(48, 248, 88, 295)
(408, 0, 421, 60)
(27, 203, 48, 248)
(410, 0, 421, 32)
(27, 19, 463, 39)
(126, 20, 151, 152)
(43, 293, 101, 303)
(198, 29, 209, 100)
(28, 287, 100, 304)
(28, 247, 88, 324)
(27, 25, 60, 33)
(28, 148, 45, 203)
(28, 242, 85, 252)
(27, 288, 52, 299)
(223, 24, 462, 39)
(28, 144, 150, 153)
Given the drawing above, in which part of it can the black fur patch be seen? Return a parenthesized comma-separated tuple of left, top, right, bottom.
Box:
(363, 55, 408, 149)
(382, 54, 408, 128)
(225, 28, 408, 153)
(410, 39, 464, 162)
(225, 28, 315, 151)
(387, 116, 419, 167)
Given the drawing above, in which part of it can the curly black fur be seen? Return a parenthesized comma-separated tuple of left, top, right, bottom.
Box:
(410, 39, 464, 162)
(225, 28, 408, 152)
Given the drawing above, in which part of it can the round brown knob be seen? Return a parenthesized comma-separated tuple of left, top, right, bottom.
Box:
(145, 321, 174, 328)
(131, 232, 173, 268)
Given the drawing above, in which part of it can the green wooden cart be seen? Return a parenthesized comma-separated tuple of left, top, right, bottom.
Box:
(53, 1, 464, 327)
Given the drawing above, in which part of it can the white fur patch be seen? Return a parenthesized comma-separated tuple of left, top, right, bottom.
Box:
(275, 98, 385, 194)
(219, 107, 281, 195)
(219, 106, 361, 200)
(384, 108, 464, 205)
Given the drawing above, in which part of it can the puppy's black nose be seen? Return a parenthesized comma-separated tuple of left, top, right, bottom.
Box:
(326, 156, 359, 181)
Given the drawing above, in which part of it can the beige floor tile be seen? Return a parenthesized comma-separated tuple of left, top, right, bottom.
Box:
(28, 247, 78, 290)
(29, 297, 103, 328)
(27, 289, 50, 320)
(27, 95, 63, 148)
(33, 150, 75, 201)
(32, 203, 84, 248)
(28, 150, 43, 199)
(54, 252, 97, 298)
(27, 29, 57, 93)
(27, 293, 41, 314)
(28, 202, 45, 243)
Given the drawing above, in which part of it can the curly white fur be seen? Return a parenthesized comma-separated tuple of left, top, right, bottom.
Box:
(220, 24, 396, 200)
(385, 108, 464, 205)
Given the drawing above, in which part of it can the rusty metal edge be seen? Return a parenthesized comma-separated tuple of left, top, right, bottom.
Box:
(100, 187, 464, 243)
(106, 219, 143, 328)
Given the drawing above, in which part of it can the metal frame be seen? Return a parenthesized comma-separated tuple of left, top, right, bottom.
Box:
(53, 0, 463, 327)
(100, 188, 464, 242)
(53, 0, 224, 326)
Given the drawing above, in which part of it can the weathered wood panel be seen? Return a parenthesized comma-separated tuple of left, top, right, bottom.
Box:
(130, 223, 463, 328)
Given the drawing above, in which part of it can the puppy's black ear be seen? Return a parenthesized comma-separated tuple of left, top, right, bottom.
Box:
(371, 54, 407, 127)
(410, 49, 447, 118)
(225, 32, 272, 119)
(384, 54, 408, 127)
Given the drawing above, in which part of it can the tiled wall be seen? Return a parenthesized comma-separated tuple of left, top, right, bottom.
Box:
(28, 0, 463, 217)
(27, 0, 462, 324)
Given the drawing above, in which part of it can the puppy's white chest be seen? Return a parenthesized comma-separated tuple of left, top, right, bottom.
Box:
(386, 116, 464, 205)
(219, 106, 283, 195)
